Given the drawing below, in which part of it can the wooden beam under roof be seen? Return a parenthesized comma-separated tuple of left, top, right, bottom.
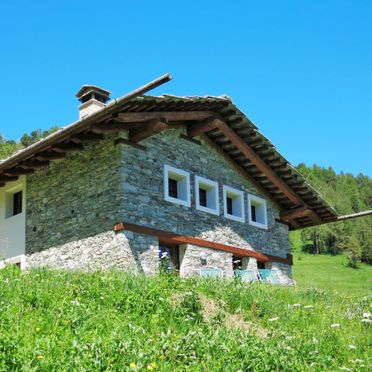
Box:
(19, 160, 50, 169)
(0, 175, 19, 182)
(215, 119, 304, 206)
(280, 206, 310, 221)
(129, 118, 168, 143)
(3, 168, 34, 176)
(35, 152, 66, 161)
(91, 122, 128, 134)
(52, 143, 84, 153)
(187, 117, 221, 137)
(201, 134, 279, 205)
(70, 132, 104, 143)
(117, 111, 214, 123)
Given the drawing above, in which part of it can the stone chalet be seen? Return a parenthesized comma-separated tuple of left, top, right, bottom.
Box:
(0, 74, 343, 283)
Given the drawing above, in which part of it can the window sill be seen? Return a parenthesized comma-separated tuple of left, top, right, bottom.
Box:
(224, 213, 245, 223)
(196, 205, 219, 216)
(164, 195, 191, 207)
(249, 220, 268, 229)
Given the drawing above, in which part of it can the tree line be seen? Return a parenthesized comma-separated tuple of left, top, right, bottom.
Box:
(1, 130, 371, 266)
(292, 164, 371, 267)
(0, 127, 59, 159)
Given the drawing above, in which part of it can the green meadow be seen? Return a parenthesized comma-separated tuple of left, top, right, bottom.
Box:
(0, 265, 371, 371)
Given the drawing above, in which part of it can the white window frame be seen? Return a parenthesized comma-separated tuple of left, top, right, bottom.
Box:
(248, 194, 268, 229)
(164, 165, 191, 207)
(195, 176, 219, 216)
(223, 185, 245, 223)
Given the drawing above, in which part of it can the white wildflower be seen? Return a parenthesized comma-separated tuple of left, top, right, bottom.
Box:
(362, 311, 371, 318)
(303, 305, 314, 309)
(309, 350, 318, 355)
(285, 346, 291, 350)
(331, 323, 340, 328)
(70, 300, 81, 306)
(351, 359, 364, 364)
(292, 303, 301, 307)
(339, 367, 351, 371)
(361, 318, 372, 323)
(268, 317, 280, 322)
(349, 344, 357, 350)
(285, 336, 295, 340)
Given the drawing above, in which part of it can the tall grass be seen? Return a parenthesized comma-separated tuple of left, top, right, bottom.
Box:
(0, 267, 370, 371)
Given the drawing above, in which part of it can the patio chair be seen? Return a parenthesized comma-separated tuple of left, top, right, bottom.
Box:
(234, 269, 260, 283)
(200, 267, 223, 278)
(258, 269, 280, 284)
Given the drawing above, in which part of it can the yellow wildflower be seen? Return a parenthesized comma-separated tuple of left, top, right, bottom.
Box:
(36, 327, 40, 332)
(37, 355, 44, 361)
(129, 362, 137, 369)
(147, 363, 157, 370)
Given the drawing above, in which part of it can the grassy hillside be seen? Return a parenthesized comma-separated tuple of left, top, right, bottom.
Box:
(0, 267, 371, 371)
(292, 252, 372, 296)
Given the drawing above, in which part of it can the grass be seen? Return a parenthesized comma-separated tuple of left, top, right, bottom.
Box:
(0, 267, 371, 371)
(293, 252, 372, 296)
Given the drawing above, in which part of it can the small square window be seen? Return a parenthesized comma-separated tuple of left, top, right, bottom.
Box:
(223, 186, 245, 222)
(195, 176, 219, 215)
(164, 165, 191, 207)
(248, 194, 268, 229)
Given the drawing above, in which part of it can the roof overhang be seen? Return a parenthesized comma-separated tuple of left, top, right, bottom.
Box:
(0, 79, 339, 230)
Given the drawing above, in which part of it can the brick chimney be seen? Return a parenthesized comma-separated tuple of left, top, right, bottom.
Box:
(75, 85, 111, 119)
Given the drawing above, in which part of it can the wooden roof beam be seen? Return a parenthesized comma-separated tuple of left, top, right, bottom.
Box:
(216, 119, 303, 205)
(202, 134, 278, 205)
(71, 132, 104, 143)
(35, 152, 66, 161)
(3, 168, 35, 176)
(187, 117, 221, 137)
(91, 122, 128, 134)
(129, 118, 168, 143)
(117, 111, 214, 123)
(19, 160, 50, 169)
(52, 143, 84, 153)
(0, 175, 19, 182)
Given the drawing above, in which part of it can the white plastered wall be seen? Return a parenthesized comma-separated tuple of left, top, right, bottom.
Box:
(0, 176, 26, 260)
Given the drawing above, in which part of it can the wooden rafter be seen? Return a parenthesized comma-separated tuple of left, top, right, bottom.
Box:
(91, 122, 128, 134)
(187, 117, 221, 137)
(52, 143, 84, 153)
(201, 134, 279, 205)
(215, 119, 303, 206)
(129, 119, 168, 143)
(3, 168, 35, 176)
(71, 133, 103, 143)
(35, 152, 66, 161)
(117, 111, 214, 123)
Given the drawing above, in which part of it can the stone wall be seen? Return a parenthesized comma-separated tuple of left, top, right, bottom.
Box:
(26, 230, 159, 274)
(179, 244, 234, 278)
(120, 127, 291, 259)
(25, 127, 292, 282)
(26, 136, 123, 254)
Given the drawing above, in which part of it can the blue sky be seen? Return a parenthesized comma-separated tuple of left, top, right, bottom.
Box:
(0, 0, 371, 176)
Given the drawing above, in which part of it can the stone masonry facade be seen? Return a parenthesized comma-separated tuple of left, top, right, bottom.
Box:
(25, 128, 292, 283)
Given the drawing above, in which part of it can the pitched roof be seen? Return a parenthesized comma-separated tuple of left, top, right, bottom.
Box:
(0, 87, 338, 229)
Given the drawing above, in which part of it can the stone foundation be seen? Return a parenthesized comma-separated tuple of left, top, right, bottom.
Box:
(25, 230, 292, 284)
(179, 244, 234, 278)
